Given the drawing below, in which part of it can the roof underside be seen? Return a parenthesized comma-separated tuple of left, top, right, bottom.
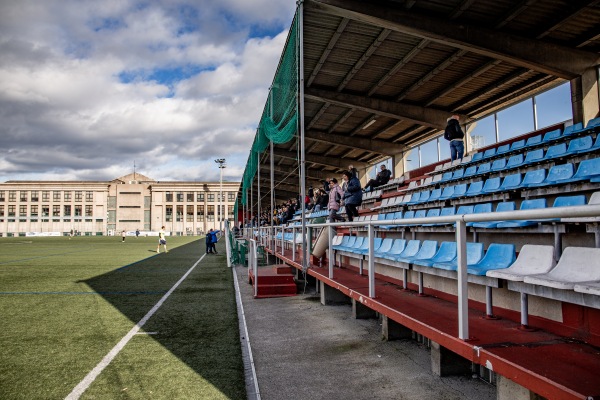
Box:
(248, 0, 600, 204)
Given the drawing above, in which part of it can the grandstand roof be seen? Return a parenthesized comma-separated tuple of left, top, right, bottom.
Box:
(250, 0, 600, 203)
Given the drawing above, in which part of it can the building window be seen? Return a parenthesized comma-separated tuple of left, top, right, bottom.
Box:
(187, 192, 194, 202)
(186, 205, 194, 222)
(64, 205, 71, 216)
(9, 191, 16, 202)
(0, 205, 4, 216)
(207, 205, 215, 221)
(75, 191, 82, 202)
(64, 191, 72, 201)
(75, 205, 82, 216)
(53, 191, 61, 201)
(20, 191, 28, 202)
(228, 192, 235, 201)
(176, 205, 183, 222)
(31, 205, 38, 217)
(8, 205, 15, 217)
(19, 205, 27, 217)
(0, 191, 4, 202)
(31, 191, 38, 202)
(196, 205, 204, 221)
(166, 192, 173, 202)
(208, 193, 215, 202)
(166, 205, 173, 222)
(85, 205, 93, 217)
(197, 193, 204, 201)
(176, 192, 184, 202)
(42, 191, 49, 201)
(86, 191, 93, 202)
(228, 205, 234, 215)
(42, 205, 49, 217)
(53, 205, 60, 216)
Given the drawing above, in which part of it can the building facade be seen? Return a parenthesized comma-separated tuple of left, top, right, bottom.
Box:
(0, 173, 239, 237)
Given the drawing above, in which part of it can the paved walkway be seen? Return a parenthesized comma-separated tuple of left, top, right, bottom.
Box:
(234, 264, 495, 400)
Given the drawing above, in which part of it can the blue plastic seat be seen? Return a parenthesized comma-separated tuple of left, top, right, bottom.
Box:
(413, 242, 457, 267)
(510, 139, 526, 152)
(482, 148, 497, 159)
(456, 204, 475, 216)
(465, 181, 484, 197)
(482, 177, 501, 193)
(355, 237, 383, 255)
(466, 203, 493, 227)
(396, 240, 437, 264)
(495, 173, 522, 192)
(542, 129, 562, 143)
(403, 209, 427, 226)
(467, 244, 516, 276)
(338, 236, 365, 251)
(425, 208, 441, 219)
(422, 207, 456, 226)
(525, 134, 542, 147)
(543, 143, 567, 161)
(372, 238, 394, 256)
(578, 135, 600, 154)
(407, 192, 421, 204)
(332, 235, 352, 250)
(390, 239, 420, 261)
(438, 185, 455, 201)
(428, 188, 442, 202)
(569, 118, 600, 135)
(523, 148, 544, 164)
(535, 163, 574, 187)
(451, 168, 465, 180)
(495, 198, 547, 228)
(505, 154, 524, 169)
(496, 144, 510, 155)
(491, 158, 507, 172)
(553, 195, 587, 208)
(469, 152, 484, 164)
(379, 211, 403, 230)
(562, 157, 600, 183)
(562, 122, 583, 136)
(451, 183, 468, 198)
(463, 165, 478, 177)
(521, 169, 547, 187)
(566, 135, 593, 154)
(476, 162, 491, 175)
(470, 202, 516, 228)
(440, 171, 453, 182)
(433, 242, 485, 271)
(409, 190, 430, 204)
(377, 239, 407, 259)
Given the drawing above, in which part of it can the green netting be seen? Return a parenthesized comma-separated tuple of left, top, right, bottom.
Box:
(240, 8, 300, 205)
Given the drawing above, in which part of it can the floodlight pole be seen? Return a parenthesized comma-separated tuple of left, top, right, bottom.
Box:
(215, 158, 226, 232)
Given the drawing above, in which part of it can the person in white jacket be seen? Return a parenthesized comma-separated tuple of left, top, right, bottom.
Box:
(327, 178, 345, 222)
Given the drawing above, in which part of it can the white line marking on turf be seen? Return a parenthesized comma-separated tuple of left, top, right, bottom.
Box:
(65, 254, 206, 400)
(233, 265, 261, 400)
(135, 332, 159, 335)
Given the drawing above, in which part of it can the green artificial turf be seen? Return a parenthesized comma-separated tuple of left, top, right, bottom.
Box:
(0, 236, 246, 400)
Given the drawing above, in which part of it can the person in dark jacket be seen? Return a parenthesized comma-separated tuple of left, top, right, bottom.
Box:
(363, 164, 392, 192)
(444, 114, 465, 161)
(342, 170, 362, 222)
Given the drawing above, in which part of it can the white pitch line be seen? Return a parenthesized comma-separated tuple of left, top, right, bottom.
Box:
(65, 254, 206, 400)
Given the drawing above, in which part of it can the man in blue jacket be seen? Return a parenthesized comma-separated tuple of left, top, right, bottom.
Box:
(206, 229, 218, 254)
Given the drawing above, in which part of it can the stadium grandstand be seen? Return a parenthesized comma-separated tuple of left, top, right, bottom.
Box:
(232, 1, 600, 399)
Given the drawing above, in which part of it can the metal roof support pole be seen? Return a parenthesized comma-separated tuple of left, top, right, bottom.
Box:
(298, 0, 308, 271)
(328, 225, 334, 279)
(250, 180, 253, 228)
(368, 223, 375, 298)
(270, 141, 275, 251)
(455, 219, 469, 340)
(257, 147, 261, 234)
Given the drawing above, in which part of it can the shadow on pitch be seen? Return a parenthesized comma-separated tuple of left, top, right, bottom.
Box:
(83, 240, 246, 398)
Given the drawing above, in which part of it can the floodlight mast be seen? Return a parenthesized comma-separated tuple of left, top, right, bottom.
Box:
(214, 158, 226, 232)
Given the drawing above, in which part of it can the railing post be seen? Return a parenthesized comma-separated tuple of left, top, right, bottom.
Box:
(455, 219, 469, 340)
(292, 226, 296, 262)
(368, 223, 375, 298)
(328, 224, 334, 279)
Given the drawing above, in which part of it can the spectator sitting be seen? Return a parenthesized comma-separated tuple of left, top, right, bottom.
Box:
(363, 165, 392, 192)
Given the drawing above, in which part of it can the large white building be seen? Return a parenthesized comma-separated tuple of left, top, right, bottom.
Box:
(0, 173, 239, 237)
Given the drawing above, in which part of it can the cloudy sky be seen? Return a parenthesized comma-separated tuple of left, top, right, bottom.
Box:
(0, 0, 296, 183)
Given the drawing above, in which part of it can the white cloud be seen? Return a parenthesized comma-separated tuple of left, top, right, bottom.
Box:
(0, 0, 295, 183)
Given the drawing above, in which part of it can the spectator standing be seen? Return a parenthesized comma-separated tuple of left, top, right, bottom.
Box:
(157, 226, 168, 253)
(444, 114, 465, 161)
(121, 230, 126, 242)
(327, 178, 345, 222)
(342, 170, 362, 222)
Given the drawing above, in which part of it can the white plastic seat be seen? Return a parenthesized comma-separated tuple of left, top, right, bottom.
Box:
(523, 247, 600, 290)
(486, 245, 555, 281)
